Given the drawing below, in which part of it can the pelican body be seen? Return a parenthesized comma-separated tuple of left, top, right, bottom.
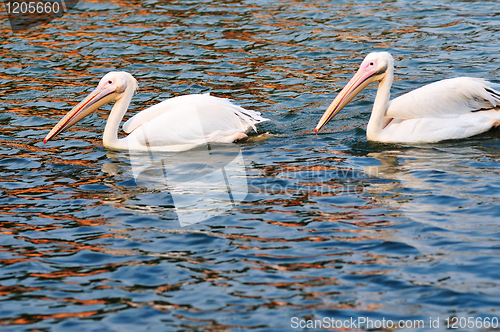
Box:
(315, 52, 500, 143)
(44, 72, 268, 151)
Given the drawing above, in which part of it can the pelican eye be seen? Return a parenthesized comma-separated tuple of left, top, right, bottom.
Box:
(108, 80, 113, 84)
(369, 62, 374, 66)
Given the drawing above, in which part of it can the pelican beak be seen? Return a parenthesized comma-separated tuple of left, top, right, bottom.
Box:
(315, 65, 379, 133)
(44, 85, 117, 143)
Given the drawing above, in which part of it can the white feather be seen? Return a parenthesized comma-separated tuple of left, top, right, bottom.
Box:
(121, 93, 268, 151)
(387, 77, 500, 119)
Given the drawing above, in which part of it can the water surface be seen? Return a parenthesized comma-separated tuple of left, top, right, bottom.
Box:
(1, 0, 500, 331)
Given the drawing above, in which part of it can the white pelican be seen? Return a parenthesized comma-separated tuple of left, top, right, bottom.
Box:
(315, 52, 500, 143)
(44, 71, 268, 151)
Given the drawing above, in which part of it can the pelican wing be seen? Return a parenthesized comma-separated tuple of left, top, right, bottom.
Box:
(386, 77, 500, 119)
(123, 94, 202, 134)
(123, 94, 268, 149)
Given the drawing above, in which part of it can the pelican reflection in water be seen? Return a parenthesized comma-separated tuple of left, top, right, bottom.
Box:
(104, 143, 249, 227)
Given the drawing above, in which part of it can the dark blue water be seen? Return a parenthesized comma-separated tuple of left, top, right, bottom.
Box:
(1, 0, 500, 331)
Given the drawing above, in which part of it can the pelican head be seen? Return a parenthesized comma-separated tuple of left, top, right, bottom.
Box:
(44, 71, 139, 143)
(315, 52, 394, 133)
